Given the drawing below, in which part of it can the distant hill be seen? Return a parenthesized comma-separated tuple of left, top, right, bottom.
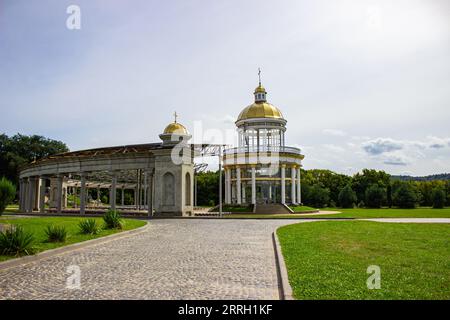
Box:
(391, 173, 450, 181)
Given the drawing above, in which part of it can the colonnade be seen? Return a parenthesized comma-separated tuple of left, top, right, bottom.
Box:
(19, 169, 155, 215)
(224, 164, 301, 205)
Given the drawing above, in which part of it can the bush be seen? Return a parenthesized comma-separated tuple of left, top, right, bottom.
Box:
(0, 225, 34, 256)
(306, 185, 330, 208)
(0, 177, 16, 215)
(393, 184, 418, 208)
(103, 210, 123, 229)
(44, 225, 67, 242)
(338, 184, 357, 208)
(431, 188, 446, 209)
(365, 184, 386, 208)
(78, 219, 100, 235)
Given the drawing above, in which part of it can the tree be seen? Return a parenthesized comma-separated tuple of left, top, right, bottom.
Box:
(352, 169, 390, 203)
(0, 133, 69, 186)
(0, 177, 16, 215)
(301, 169, 350, 205)
(196, 170, 222, 206)
(305, 185, 330, 208)
(365, 184, 386, 208)
(393, 183, 418, 208)
(431, 188, 446, 209)
(338, 184, 357, 208)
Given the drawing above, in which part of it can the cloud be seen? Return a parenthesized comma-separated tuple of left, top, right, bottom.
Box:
(383, 154, 409, 166)
(323, 129, 346, 136)
(362, 138, 404, 155)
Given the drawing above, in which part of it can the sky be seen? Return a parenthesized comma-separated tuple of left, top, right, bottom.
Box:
(0, 0, 449, 176)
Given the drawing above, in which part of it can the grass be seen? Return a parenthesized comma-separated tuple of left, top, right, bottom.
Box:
(224, 207, 450, 219)
(289, 205, 317, 212)
(2, 204, 19, 214)
(0, 217, 146, 262)
(277, 221, 450, 299)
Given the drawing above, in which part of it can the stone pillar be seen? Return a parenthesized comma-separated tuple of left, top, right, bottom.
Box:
(110, 172, 117, 210)
(251, 166, 256, 205)
(19, 179, 24, 212)
(291, 166, 296, 204)
(28, 177, 36, 213)
(56, 175, 63, 214)
(226, 168, 232, 204)
(242, 183, 246, 204)
(297, 167, 302, 204)
(121, 187, 125, 206)
(80, 173, 87, 214)
(236, 167, 241, 205)
(147, 172, 153, 216)
(33, 177, 41, 211)
(269, 185, 272, 201)
(39, 177, 46, 213)
(224, 168, 228, 204)
(281, 165, 286, 204)
(144, 171, 148, 210)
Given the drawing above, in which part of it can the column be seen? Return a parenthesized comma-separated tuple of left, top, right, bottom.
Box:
(242, 183, 246, 204)
(28, 177, 36, 213)
(281, 165, 286, 204)
(291, 166, 296, 204)
(56, 174, 63, 214)
(251, 166, 256, 205)
(224, 168, 228, 204)
(19, 179, 24, 212)
(226, 169, 232, 204)
(147, 172, 153, 216)
(297, 166, 302, 205)
(144, 171, 148, 210)
(39, 176, 46, 213)
(236, 167, 241, 205)
(80, 173, 87, 214)
(33, 177, 40, 211)
(121, 187, 125, 206)
(134, 188, 138, 209)
(110, 171, 117, 210)
(269, 185, 272, 201)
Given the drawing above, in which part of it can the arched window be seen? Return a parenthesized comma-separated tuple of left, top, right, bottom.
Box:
(185, 172, 191, 206)
(163, 172, 175, 206)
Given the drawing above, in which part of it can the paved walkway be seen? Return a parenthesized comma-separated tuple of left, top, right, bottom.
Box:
(362, 218, 450, 223)
(0, 219, 308, 300)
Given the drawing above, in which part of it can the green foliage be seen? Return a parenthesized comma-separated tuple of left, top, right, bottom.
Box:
(78, 219, 100, 235)
(0, 133, 69, 186)
(431, 188, 446, 209)
(352, 169, 390, 203)
(393, 183, 418, 208)
(44, 225, 67, 242)
(196, 170, 222, 206)
(365, 184, 386, 208)
(0, 225, 34, 256)
(305, 185, 330, 208)
(0, 177, 16, 214)
(103, 210, 123, 229)
(338, 184, 357, 208)
(301, 169, 351, 205)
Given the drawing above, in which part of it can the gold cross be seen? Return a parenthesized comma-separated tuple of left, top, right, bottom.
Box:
(258, 68, 261, 85)
(173, 111, 178, 123)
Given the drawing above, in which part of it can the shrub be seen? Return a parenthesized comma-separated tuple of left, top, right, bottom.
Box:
(306, 185, 330, 208)
(338, 184, 357, 208)
(0, 177, 16, 215)
(78, 219, 100, 235)
(431, 188, 446, 209)
(365, 184, 386, 208)
(44, 225, 67, 242)
(393, 184, 418, 208)
(0, 225, 34, 256)
(103, 210, 123, 229)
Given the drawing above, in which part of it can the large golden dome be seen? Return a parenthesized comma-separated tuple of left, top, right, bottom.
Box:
(237, 102, 284, 121)
(163, 122, 189, 135)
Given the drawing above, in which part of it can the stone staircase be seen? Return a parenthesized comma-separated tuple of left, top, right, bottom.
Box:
(254, 203, 292, 214)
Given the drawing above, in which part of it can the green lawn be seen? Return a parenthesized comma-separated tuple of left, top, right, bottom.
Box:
(225, 207, 450, 219)
(289, 205, 317, 212)
(3, 204, 19, 214)
(277, 221, 450, 299)
(0, 217, 146, 262)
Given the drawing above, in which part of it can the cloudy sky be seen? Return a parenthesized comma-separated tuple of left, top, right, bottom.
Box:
(1, 0, 449, 176)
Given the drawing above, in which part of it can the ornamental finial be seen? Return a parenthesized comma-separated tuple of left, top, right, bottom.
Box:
(173, 111, 178, 123)
(258, 68, 262, 86)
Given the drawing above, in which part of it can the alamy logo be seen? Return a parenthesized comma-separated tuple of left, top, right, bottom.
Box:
(66, 265, 81, 289)
(366, 265, 381, 289)
(66, 5, 81, 30)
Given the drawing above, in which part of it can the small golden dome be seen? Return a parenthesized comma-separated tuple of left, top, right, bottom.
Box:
(237, 102, 284, 121)
(254, 85, 266, 93)
(163, 122, 189, 135)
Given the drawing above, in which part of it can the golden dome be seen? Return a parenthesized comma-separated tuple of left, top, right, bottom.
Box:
(163, 122, 189, 135)
(254, 85, 266, 93)
(237, 102, 284, 121)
